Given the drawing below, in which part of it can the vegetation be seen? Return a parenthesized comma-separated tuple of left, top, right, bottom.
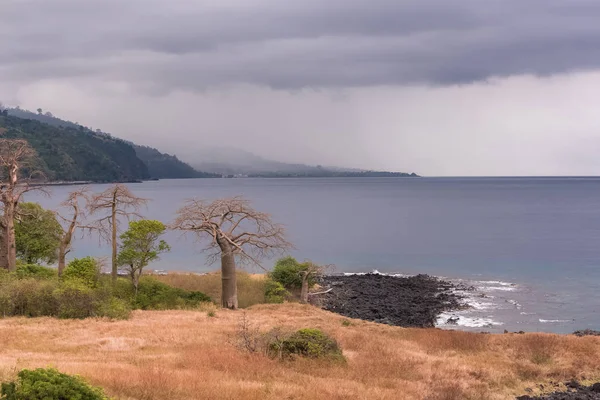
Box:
(133, 145, 219, 179)
(173, 197, 291, 309)
(0, 304, 593, 399)
(131, 277, 211, 310)
(62, 257, 101, 288)
(268, 328, 345, 361)
(269, 256, 317, 290)
(5, 107, 216, 181)
(117, 220, 170, 295)
(264, 279, 289, 303)
(1, 368, 109, 400)
(15, 263, 57, 280)
(88, 184, 148, 282)
(0, 114, 149, 182)
(156, 271, 267, 308)
(15, 202, 62, 265)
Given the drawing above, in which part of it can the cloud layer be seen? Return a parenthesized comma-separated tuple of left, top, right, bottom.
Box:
(3, 0, 600, 175)
(4, 0, 600, 90)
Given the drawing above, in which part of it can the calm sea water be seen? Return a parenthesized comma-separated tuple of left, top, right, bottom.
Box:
(28, 177, 600, 334)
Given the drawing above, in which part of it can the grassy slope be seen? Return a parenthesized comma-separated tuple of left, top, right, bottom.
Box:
(0, 304, 599, 400)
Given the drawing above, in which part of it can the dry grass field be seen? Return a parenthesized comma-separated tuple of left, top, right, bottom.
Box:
(0, 303, 599, 399)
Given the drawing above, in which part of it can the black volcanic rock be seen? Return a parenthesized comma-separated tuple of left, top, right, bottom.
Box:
(316, 274, 464, 328)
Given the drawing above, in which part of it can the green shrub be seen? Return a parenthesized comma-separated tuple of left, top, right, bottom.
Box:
(62, 257, 100, 288)
(269, 328, 344, 361)
(264, 280, 288, 304)
(134, 277, 211, 310)
(15, 264, 57, 280)
(269, 257, 316, 290)
(0, 368, 109, 400)
(4, 279, 59, 317)
(53, 280, 101, 319)
(97, 297, 131, 320)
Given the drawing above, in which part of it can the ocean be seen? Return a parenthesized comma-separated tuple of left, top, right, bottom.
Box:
(27, 177, 600, 334)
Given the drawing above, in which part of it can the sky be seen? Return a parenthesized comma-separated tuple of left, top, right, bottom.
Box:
(2, 0, 600, 176)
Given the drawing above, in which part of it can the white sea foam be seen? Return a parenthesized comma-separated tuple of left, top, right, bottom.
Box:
(506, 299, 522, 309)
(480, 286, 517, 292)
(478, 280, 514, 286)
(436, 312, 503, 328)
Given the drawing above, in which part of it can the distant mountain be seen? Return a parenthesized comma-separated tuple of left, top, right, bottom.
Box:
(191, 147, 418, 178)
(0, 113, 149, 182)
(133, 145, 219, 179)
(4, 108, 216, 180)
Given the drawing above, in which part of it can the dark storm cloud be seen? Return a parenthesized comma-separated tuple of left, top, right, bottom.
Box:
(3, 0, 600, 90)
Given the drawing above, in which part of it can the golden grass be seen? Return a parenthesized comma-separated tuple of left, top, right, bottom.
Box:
(0, 304, 599, 399)
(156, 271, 267, 308)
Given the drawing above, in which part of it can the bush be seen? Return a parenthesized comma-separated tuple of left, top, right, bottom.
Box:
(15, 264, 57, 280)
(269, 257, 316, 290)
(156, 271, 266, 308)
(1, 368, 109, 400)
(134, 277, 211, 310)
(53, 280, 103, 319)
(264, 280, 288, 304)
(2, 279, 59, 317)
(97, 297, 131, 320)
(269, 328, 344, 361)
(62, 257, 100, 288)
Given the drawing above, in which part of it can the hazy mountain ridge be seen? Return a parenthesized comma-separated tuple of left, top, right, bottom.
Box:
(191, 147, 418, 177)
(2, 108, 417, 180)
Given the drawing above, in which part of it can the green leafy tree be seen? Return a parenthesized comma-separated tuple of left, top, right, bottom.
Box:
(62, 257, 100, 288)
(117, 220, 170, 296)
(15, 202, 62, 265)
(269, 256, 317, 290)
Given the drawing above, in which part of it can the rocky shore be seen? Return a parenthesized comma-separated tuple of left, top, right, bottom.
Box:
(517, 381, 600, 399)
(315, 273, 467, 327)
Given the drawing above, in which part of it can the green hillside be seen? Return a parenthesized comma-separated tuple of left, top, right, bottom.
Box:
(133, 145, 219, 179)
(0, 114, 149, 182)
(4, 108, 216, 180)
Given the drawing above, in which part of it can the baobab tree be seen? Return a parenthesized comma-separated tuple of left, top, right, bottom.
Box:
(55, 188, 90, 276)
(173, 197, 292, 309)
(0, 139, 43, 271)
(88, 184, 148, 281)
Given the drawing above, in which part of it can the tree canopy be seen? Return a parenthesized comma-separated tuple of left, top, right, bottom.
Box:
(15, 202, 62, 265)
(117, 220, 170, 294)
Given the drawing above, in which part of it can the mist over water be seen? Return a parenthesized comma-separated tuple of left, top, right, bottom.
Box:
(27, 177, 600, 333)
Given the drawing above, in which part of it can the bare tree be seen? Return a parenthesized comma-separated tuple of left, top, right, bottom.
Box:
(173, 197, 292, 309)
(88, 184, 148, 282)
(55, 188, 90, 276)
(0, 139, 44, 271)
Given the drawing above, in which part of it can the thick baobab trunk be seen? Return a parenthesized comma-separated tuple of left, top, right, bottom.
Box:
(218, 239, 238, 309)
(300, 272, 309, 304)
(111, 199, 117, 282)
(5, 202, 17, 272)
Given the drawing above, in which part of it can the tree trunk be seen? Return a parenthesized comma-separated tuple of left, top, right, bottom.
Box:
(6, 202, 17, 272)
(133, 272, 139, 297)
(58, 242, 67, 276)
(300, 272, 309, 304)
(111, 200, 117, 283)
(218, 239, 238, 309)
(0, 225, 7, 270)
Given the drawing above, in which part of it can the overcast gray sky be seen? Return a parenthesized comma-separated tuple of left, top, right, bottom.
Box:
(2, 0, 600, 176)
